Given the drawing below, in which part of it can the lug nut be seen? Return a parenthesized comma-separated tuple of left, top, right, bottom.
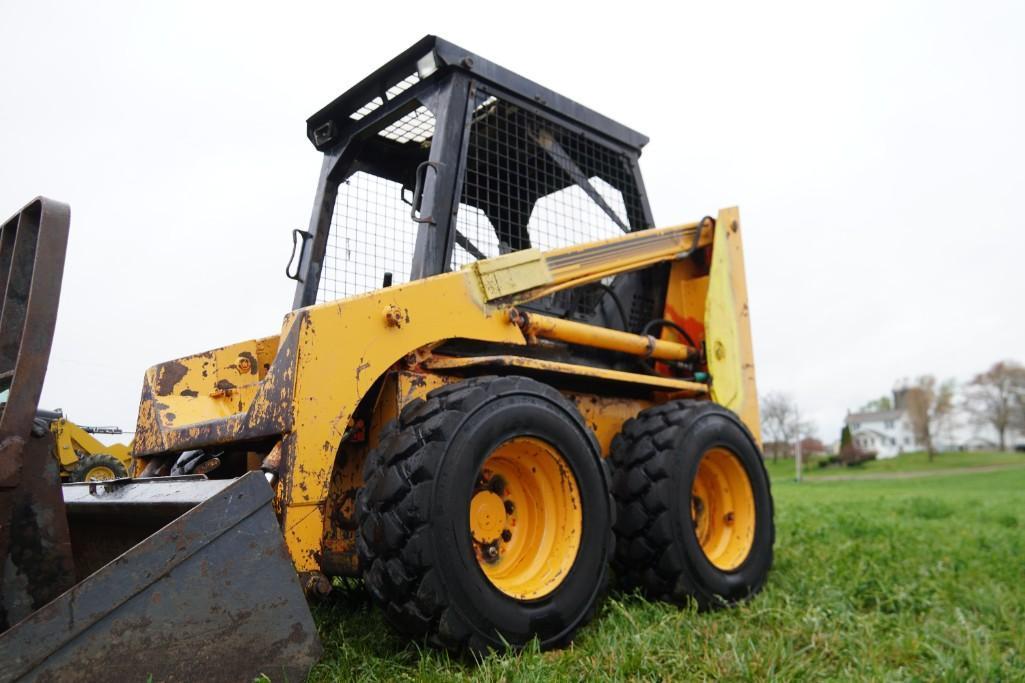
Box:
(501, 529, 512, 542)
(504, 500, 515, 514)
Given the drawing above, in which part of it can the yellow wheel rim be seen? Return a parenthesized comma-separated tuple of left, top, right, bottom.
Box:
(691, 447, 756, 571)
(469, 437, 582, 600)
(83, 465, 117, 482)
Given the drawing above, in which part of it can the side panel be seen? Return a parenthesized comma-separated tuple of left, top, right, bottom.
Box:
(567, 393, 652, 458)
(321, 371, 454, 575)
(705, 207, 761, 443)
(280, 271, 525, 571)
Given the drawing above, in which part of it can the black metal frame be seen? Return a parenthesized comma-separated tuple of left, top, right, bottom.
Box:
(292, 35, 655, 311)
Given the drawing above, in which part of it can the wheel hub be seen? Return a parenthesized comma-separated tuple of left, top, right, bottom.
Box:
(469, 437, 582, 600)
(470, 491, 507, 546)
(690, 447, 756, 571)
(84, 466, 116, 481)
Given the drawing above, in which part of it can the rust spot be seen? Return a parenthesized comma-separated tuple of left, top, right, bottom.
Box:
(180, 389, 199, 398)
(154, 361, 189, 395)
(214, 379, 237, 392)
(238, 351, 258, 374)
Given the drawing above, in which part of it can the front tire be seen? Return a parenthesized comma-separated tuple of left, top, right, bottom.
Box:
(357, 375, 613, 653)
(71, 453, 129, 482)
(610, 400, 774, 608)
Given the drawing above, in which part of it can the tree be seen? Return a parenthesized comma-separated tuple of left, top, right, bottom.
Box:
(903, 376, 955, 460)
(838, 424, 872, 466)
(839, 425, 853, 453)
(760, 392, 806, 461)
(859, 395, 893, 412)
(799, 436, 826, 455)
(965, 361, 1025, 451)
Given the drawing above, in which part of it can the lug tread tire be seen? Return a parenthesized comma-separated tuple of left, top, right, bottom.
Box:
(357, 375, 613, 654)
(610, 400, 775, 608)
(70, 453, 129, 482)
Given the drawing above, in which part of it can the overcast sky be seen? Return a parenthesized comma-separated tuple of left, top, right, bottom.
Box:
(2, 1, 1022, 443)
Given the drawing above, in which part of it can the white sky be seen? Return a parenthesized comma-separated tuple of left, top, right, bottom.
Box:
(2, 1, 1022, 443)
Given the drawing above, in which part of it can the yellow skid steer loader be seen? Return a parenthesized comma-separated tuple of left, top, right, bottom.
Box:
(33, 410, 133, 481)
(0, 36, 773, 681)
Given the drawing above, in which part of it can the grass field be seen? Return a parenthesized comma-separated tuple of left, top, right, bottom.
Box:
(306, 453, 1025, 681)
(762, 449, 1025, 481)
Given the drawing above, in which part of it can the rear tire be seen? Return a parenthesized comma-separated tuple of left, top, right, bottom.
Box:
(357, 375, 613, 654)
(610, 400, 774, 608)
(71, 453, 129, 482)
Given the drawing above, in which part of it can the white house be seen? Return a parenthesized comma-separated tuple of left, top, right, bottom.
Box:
(845, 387, 1025, 457)
(845, 408, 920, 459)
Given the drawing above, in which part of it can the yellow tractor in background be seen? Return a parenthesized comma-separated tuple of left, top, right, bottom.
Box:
(34, 410, 131, 481)
(0, 36, 773, 681)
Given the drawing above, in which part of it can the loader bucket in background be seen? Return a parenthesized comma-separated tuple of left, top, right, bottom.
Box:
(0, 471, 322, 683)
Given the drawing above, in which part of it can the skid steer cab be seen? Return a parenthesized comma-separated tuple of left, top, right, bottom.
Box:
(0, 35, 773, 680)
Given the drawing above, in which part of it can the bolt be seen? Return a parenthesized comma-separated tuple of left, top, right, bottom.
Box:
(383, 304, 404, 327)
(504, 500, 515, 515)
(501, 529, 512, 542)
(485, 544, 499, 562)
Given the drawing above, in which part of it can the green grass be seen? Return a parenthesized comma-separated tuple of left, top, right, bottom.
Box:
(306, 456, 1025, 681)
(763, 449, 1025, 480)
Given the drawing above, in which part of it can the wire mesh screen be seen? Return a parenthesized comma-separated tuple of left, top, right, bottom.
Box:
(453, 91, 647, 270)
(316, 89, 433, 303)
(317, 171, 422, 303)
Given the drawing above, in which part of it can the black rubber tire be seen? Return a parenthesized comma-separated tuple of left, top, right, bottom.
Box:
(70, 453, 129, 482)
(357, 375, 613, 654)
(610, 400, 774, 608)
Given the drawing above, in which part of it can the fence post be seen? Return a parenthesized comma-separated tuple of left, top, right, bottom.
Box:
(795, 439, 803, 483)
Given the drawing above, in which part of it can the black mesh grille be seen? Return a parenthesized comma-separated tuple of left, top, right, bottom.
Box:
(317, 170, 423, 303)
(317, 79, 433, 303)
(453, 90, 647, 270)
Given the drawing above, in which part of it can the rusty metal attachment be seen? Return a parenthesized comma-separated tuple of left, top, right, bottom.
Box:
(0, 199, 322, 681)
(0, 473, 322, 682)
(0, 197, 75, 632)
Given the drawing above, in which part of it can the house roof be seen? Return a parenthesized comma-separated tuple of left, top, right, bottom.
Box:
(845, 409, 904, 424)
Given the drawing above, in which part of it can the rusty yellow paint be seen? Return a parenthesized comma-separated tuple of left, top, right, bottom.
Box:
(135, 336, 280, 433)
(130, 208, 758, 576)
(568, 393, 652, 458)
(705, 207, 760, 442)
(279, 271, 526, 571)
(422, 354, 708, 395)
(320, 370, 465, 576)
